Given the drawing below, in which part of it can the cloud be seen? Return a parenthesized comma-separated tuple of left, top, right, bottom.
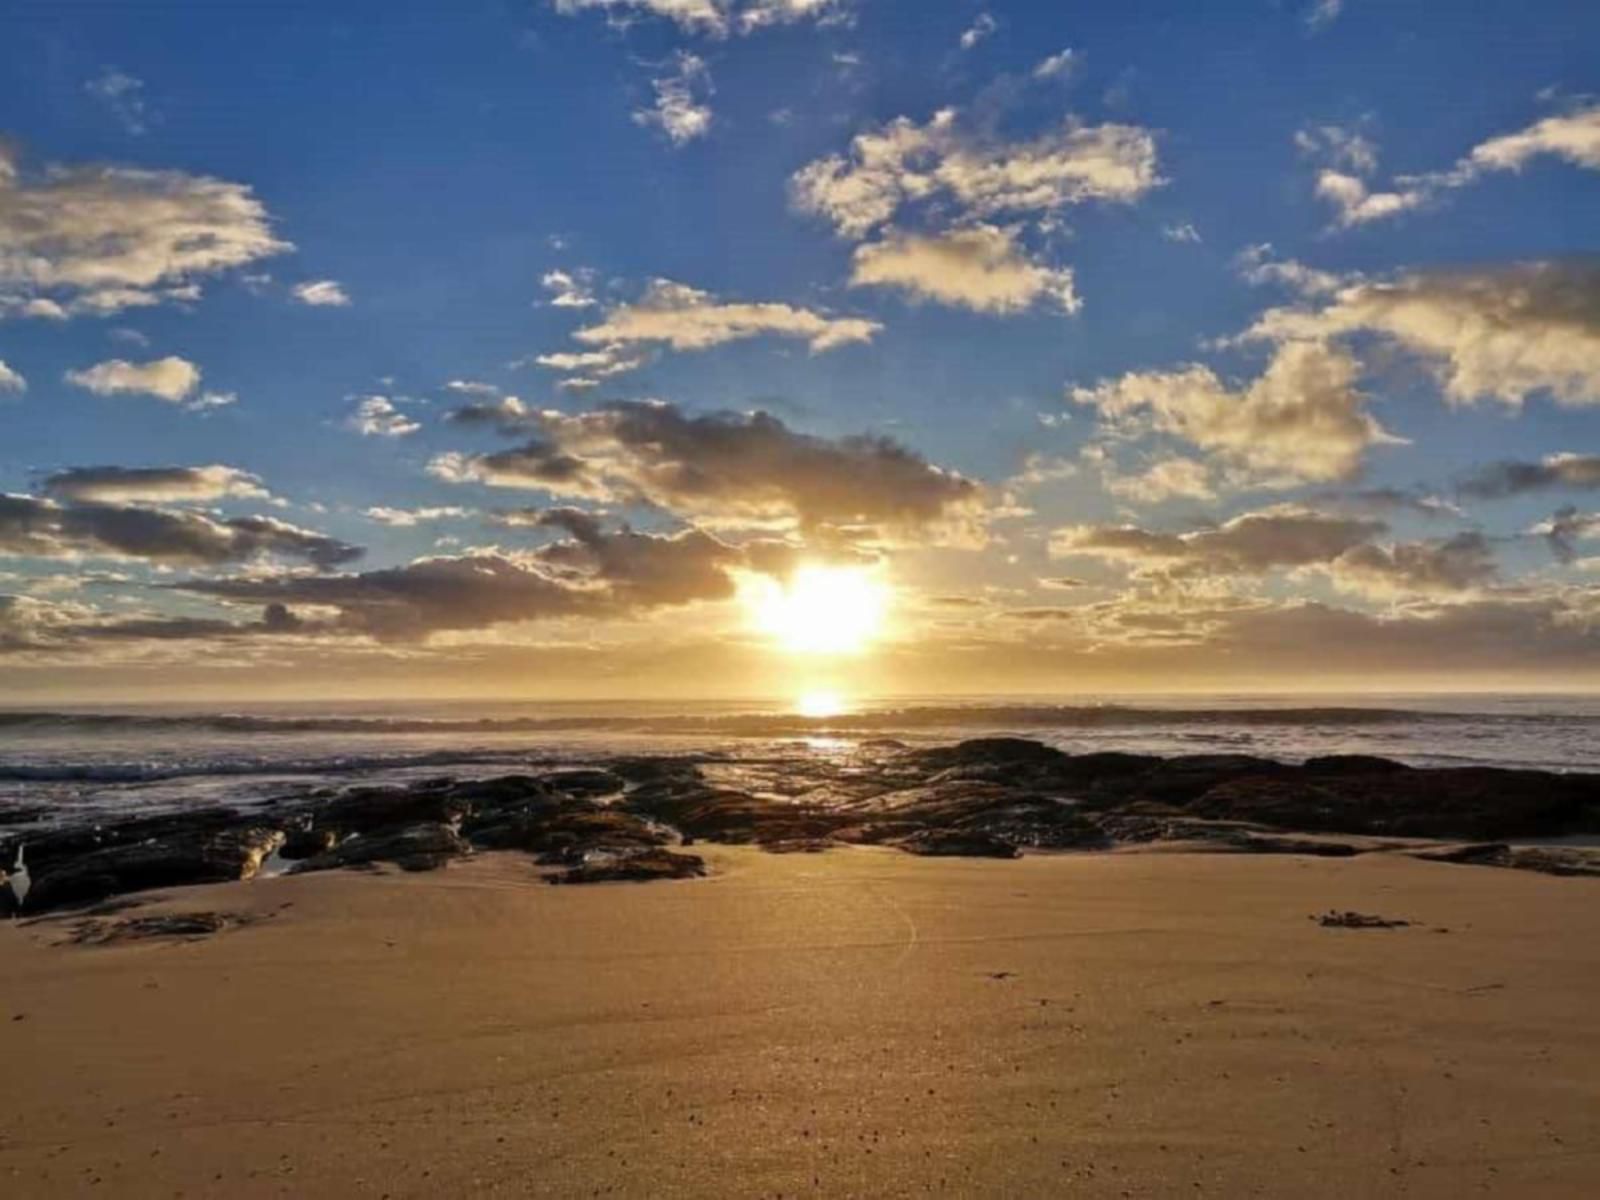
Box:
(1245, 260, 1600, 407)
(1328, 532, 1498, 598)
(1301, 104, 1600, 227)
(1314, 169, 1429, 227)
(173, 516, 747, 641)
(65, 356, 201, 403)
(347, 395, 420, 438)
(959, 12, 997, 50)
(541, 268, 597, 309)
(1072, 340, 1402, 485)
(0, 358, 23, 392)
(1052, 505, 1385, 577)
(551, 0, 854, 37)
(363, 506, 474, 527)
(0, 142, 288, 317)
(533, 345, 646, 378)
(85, 68, 152, 136)
(431, 399, 985, 540)
(1161, 222, 1201, 244)
(1459, 453, 1600, 499)
(1032, 49, 1078, 81)
(40, 465, 269, 505)
(634, 52, 714, 146)
(848, 224, 1078, 313)
(0, 494, 362, 568)
(1454, 103, 1600, 176)
(1104, 456, 1215, 504)
(1530, 507, 1600, 564)
(792, 108, 1161, 239)
(1304, 0, 1344, 32)
(291, 279, 351, 307)
(569, 278, 880, 354)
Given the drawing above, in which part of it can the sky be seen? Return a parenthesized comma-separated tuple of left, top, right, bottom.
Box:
(1, 0, 1599, 702)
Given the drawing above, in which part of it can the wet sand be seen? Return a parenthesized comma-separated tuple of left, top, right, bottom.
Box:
(2, 847, 1596, 1197)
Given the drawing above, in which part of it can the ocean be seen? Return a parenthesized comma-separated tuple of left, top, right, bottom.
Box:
(2, 694, 1599, 830)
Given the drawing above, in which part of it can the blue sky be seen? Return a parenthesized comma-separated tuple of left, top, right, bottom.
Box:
(2, 0, 1598, 699)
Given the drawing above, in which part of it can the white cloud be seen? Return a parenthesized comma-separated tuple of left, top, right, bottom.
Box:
(85, 68, 152, 136)
(1304, 0, 1344, 32)
(552, 0, 854, 37)
(848, 224, 1079, 314)
(0, 143, 289, 317)
(346, 395, 420, 438)
(65, 356, 201, 403)
(1072, 340, 1403, 485)
(1161, 222, 1201, 244)
(1032, 49, 1077, 81)
(1245, 261, 1600, 408)
(0, 359, 23, 392)
(1301, 104, 1600, 228)
(541, 268, 597, 308)
(959, 13, 997, 51)
(634, 52, 714, 146)
(363, 506, 473, 527)
(792, 108, 1161, 239)
(570, 278, 880, 353)
(1105, 456, 1215, 504)
(291, 279, 351, 307)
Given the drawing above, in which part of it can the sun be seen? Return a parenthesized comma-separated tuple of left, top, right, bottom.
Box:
(742, 563, 891, 655)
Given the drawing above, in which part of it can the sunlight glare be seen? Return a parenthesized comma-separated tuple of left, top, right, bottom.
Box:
(744, 564, 890, 655)
(796, 689, 846, 718)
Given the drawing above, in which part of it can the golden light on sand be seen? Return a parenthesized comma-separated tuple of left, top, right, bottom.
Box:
(795, 689, 846, 718)
(743, 564, 890, 655)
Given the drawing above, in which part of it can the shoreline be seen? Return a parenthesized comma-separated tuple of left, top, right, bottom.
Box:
(3, 846, 1597, 1196)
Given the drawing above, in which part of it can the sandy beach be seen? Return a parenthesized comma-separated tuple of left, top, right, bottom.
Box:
(2, 846, 1596, 1198)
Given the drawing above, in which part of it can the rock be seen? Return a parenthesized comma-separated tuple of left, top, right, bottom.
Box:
(65, 911, 238, 946)
(1409, 842, 1600, 878)
(548, 848, 706, 884)
(899, 830, 1020, 859)
(541, 768, 626, 798)
(1315, 910, 1411, 929)
(1302, 754, 1411, 775)
(21, 827, 285, 913)
(1190, 768, 1597, 840)
(315, 782, 473, 835)
(463, 798, 669, 857)
(290, 823, 469, 874)
(277, 827, 339, 860)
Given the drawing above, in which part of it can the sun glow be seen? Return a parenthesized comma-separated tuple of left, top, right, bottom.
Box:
(743, 564, 891, 655)
(795, 689, 847, 718)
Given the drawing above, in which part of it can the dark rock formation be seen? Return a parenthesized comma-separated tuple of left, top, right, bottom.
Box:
(290, 823, 469, 874)
(21, 827, 284, 913)
(548, 848, 706, 884)
(65, 911, 239, 946)
(899, 829, 1021, 858)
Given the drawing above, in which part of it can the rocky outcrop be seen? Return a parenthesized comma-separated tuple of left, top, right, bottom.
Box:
(548, 848, 706, 884)
(4, 737, 1597, 913)
(21, 827, 284, 913)
(290, 823, 470, 874)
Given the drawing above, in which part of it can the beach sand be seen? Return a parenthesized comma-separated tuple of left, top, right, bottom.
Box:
(2, 846, 1596, 1197)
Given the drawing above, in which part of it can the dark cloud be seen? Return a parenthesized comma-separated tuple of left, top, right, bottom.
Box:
(39, 464, 268, 504)
(1053, 506, 1384, 577)
(170, 515, 752, 640)
(432, 400, 985, 541)
(1329, 532, 1499, 597)
(1459, 454, 1600, 500)
(0, 494, 361, 568)
(1533, 507, 1600, 564)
